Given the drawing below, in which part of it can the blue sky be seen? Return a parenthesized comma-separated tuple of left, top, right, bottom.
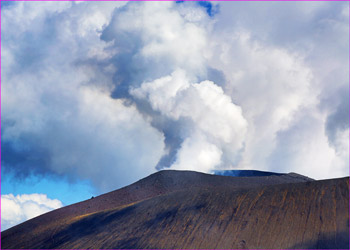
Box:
(1, 1, 349, 230)
(1, 171, 96, 206)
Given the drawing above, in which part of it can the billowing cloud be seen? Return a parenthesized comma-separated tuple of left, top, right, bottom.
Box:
(1, 194, 63, 231)
(100, 1, 211, 99)
(1, 0, 348, 205)
(2, 1, 165, 191)
(205, 2, 349, 177)
(207, 30, 316, 171)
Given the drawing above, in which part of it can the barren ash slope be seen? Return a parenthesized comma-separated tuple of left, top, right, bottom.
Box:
(1, 170, 349, 249)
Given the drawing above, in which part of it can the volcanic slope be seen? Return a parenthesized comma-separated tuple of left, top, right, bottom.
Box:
(1, 170, 348, 249)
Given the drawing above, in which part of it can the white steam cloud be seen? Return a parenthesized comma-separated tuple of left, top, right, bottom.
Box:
(131, 69, 247, 172)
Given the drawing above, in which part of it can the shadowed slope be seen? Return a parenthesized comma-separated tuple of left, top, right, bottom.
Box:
(214, 169, 285, 177)
(1, 170, 311, 241)
(1, 171, 348, 249)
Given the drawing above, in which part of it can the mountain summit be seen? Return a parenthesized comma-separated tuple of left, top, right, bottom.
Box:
(2, 170, 349, 249)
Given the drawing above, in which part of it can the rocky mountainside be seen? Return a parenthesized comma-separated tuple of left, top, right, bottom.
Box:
(1, 170, 349, 249)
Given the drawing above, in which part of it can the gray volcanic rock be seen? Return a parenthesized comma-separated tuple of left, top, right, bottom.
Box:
(287, 172, 315, 182)
(1, 170, 348, 249)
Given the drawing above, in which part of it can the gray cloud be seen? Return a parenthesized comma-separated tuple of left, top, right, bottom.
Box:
(325, 85, 349, 152)
(2, 1, 165, 192)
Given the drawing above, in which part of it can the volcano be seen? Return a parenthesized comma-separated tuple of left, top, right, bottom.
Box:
(1, 170, 349, 249)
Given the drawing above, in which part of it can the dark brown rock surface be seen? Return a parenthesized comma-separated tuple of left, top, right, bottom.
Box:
(1, 170, 349, 249)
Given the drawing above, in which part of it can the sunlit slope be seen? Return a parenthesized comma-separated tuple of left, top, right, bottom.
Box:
(1, 171, 348, 249)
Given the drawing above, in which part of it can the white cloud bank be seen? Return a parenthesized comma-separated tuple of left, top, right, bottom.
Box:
(1, 194, 63, 231)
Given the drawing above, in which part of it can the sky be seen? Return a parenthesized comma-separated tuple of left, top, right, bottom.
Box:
(1, 1, 349, 231)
